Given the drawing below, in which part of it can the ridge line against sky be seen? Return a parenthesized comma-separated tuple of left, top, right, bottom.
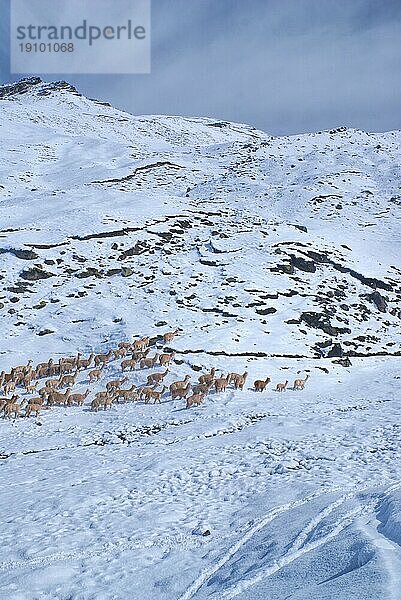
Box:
(0, 0, 400, 136)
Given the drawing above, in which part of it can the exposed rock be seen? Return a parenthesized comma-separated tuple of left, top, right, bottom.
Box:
(76, 268, 101, 279)
(0, 77, 42, 99)
(255, 307, 277, 316)
(118, 241, 150, 259)
(106, 268, 121, 277)
(0, 248, 39, 260)
(366, 291, 387, 313)
(33, 300, 47, 309)
(20, 267, 54, 281)
(121, 267, 134, 277)
(290, 255, 316, 273)
(301, 312, 351, 336)
(292, 224, 308, 233)
(327, 343, 344, 358)
(332, 357, 352, 367)
(272, 262, 294, 275)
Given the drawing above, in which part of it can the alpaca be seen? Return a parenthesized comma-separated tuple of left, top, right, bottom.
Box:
(254, 377, 271, 392)
(68, 389, 90, 406)
(121, 358, 138, 372)
(163, 329, 179, 344)
(145, 385, 166, 404)
(293, 374, 309, 390)
(215, 374, 230, 393)
(140, 353, 159, 369)
(192, 382, 213, 396)
(159, 352, 175, 366)
(94, 350, 113, 367)
(106, 377, 128, 392)
(171, 382, 191, 400)
(88, 364, 105, 382)
(169, 375, 191, 393)
(186, 393, 204, 408)
(233, 372, 248, 390)
(146, 369, 168, 386)
(198, 368, 216, 385)
(132, 336, 150, 352)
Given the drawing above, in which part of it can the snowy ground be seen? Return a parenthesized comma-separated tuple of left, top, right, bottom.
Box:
(0, 79, 400, 599)
(0, 357, 401, 599)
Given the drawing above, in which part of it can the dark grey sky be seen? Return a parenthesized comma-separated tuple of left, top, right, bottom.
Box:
(1, 0, 400, 135)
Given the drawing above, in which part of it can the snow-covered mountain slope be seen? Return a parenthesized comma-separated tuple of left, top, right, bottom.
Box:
(0, 78, 400, 599)
(0, 78, 400, 365)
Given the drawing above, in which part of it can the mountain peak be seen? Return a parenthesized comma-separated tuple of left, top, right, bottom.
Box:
(0, 76, 81, 100)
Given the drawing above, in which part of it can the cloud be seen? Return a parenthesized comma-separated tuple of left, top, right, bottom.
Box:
(1, 0, 400, 135)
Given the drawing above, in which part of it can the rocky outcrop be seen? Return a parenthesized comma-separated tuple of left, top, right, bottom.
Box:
(20, 267, 54, 281)
(300, 312, 351, 336)
(366, 291, 388, 313)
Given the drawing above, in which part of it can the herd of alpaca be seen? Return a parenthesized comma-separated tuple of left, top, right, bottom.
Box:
(0, 329, 310, 419)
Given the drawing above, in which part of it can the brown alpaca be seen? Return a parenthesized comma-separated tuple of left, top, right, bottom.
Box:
(12, 361, 29, 375)
(61, 354, 80, 367)
(38, 386, 54, 400)
(59, 361, 75, 376)
(94, 350, 113, 367)
(254, 377, 271, 392)
(24, 381, 38, 394)
(25, 403, 44, 418)
(198, 368, 216, 385)
(293, 374, 309, 390)
(88, 365, 105, 382)
(140, 353, 159, 369)
(132, 336, 150, 352)
(276, 380, 288, 392)
(118, 341, 132, 350)
(229, 371, 246, 386)
(113, 347, 127, 360)
(0, 394, 19, 412)
(121, 358, 138, 372)
(145, 386, 166, 404)
(101, 396, 114, 410)
(68, 389, 90, 406)
(233, 372, 248, 390)
(4, 400, 24, 419)
(45, 377, 60, 389)
(3, 380, 16, 395)
(48, 388, 71, 406)
(77, 353, 94, 370)
(57, 369, 79, 388)
(192, 382, 213, 396)
(171, 382, 191, 400)
(106, 377, 128, 392)
(94, 390, 111, 402)
(159, 352, 175, 366)
(215, 374, 230, 393)
(163, 329, 179, 344)
(146, 369, 168, 386)
(138, 386, 156, 401)
(131, 348, 150, 361)
(186, 393, 204, 408)
(169, 375, 191, 393)
(115, 385, 137, 402)
(27, 396, 44, 405)
(35, 358, 54, 378)
(91, 397, 102, 412)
